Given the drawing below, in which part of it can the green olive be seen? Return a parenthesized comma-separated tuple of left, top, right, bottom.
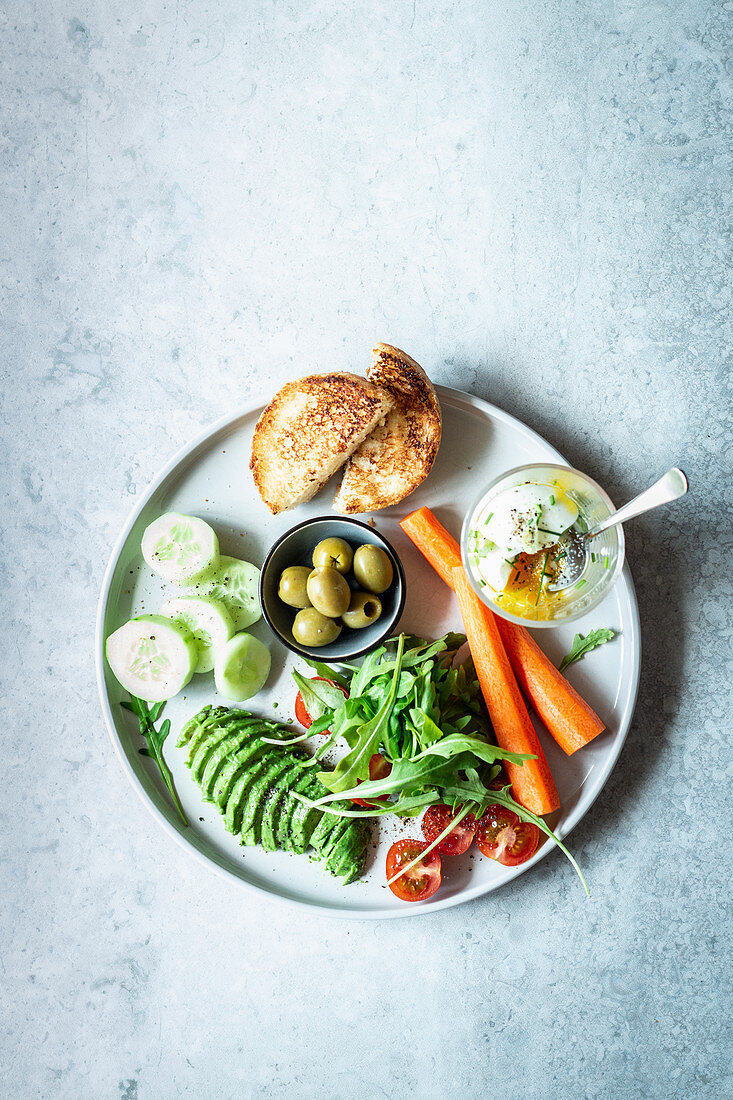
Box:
(342, 591, 382, 630)
(292, 607, 342, 648)
(352, 544, 394, 594)
(312, 537, 353, 574)
(306, 566, 351, 617)
(278, 566, 313, 608)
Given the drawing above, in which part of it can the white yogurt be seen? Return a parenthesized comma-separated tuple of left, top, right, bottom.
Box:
(467, 483, 578, 592)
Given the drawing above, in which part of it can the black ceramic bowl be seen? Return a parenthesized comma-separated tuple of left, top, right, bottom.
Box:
(259, 516, 406, 661)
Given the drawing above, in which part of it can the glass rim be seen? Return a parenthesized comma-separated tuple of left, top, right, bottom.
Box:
(460, 462, 626, 628)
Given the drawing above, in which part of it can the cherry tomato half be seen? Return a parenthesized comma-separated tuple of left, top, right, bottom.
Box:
(352, 753, 392, 808)
(386, 839, 442, 902)
(476, 805, 539, 866)
(294, 677, 347, 733)
(421, 804, 476, 856)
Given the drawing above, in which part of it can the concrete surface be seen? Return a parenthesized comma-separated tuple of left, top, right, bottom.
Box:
(1, 1, 730, 1097)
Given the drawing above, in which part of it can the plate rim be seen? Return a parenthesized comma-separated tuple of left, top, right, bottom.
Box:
(95, 386, 641, 919)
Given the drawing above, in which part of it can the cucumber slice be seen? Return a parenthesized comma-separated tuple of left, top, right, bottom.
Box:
(198, 555, 261, 630)
(142, 512, 219, 585)
(160, 595, 234, 674)
(105, 614, 197, 702)
(214, 633, 270, 702)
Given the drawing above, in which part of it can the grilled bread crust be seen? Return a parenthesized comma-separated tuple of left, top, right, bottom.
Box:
(250, 372, 394, 514)
(333, 344, 442, 514)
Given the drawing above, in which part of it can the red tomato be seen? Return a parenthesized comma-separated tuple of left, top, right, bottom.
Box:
(476, 805, 539, 866)
(352, 754, 392, 808)
(294, 678, 347, 733)
(421, 804, 476, 856)
(386, 839, 442, 902)
(488, 769, 510, 792)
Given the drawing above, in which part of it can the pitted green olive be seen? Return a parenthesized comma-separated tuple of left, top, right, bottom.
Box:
(312, 537, 353, 574)
(278, 566, 313, 608)
(352, 545, 393, 594)
(306, 566, 351, 617)
(342, 591, 382, 630)
(292, 607, 342, 647)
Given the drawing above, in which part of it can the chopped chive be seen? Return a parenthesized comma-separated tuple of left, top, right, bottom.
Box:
(538, 527, 562, 537)
(575, 579, 587, 589)
(549, 494, 555, 505)
(591, 552, 597, 563)
(603, 556, 609, 569)
(485, 512, 494, 523)
(535, 552, 550, 606)
(479, 579, 487, 587)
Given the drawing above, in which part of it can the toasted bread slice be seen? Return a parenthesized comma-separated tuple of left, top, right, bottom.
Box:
(250, 372, 393, 514)
(333, 344, 442, 514)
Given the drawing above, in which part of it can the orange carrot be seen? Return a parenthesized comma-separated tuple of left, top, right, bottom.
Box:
(401, 505, 605, 757)
(400, 507, 462, 590)
(452, 566, 560, 816)
(496, 619, 605, 755)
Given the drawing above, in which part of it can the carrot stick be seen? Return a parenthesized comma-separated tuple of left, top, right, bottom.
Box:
(453, 566, 560, 816)
(495, 619, 605, 755)
(400, 505, 605, 757)
(400, 507, 462, 590)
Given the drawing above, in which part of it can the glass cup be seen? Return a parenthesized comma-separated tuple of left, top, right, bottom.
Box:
(460, 463, 625, 627)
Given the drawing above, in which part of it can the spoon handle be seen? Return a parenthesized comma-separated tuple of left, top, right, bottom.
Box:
(588, 467, 688, 538)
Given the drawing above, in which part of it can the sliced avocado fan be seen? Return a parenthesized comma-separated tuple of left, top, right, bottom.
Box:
(178, 706, 370, 883)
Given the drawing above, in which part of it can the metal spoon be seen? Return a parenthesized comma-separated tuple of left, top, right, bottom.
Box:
(550, 467, 689, 590)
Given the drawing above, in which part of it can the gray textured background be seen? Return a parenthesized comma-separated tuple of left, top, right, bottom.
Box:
(2, 1, 730, 1097)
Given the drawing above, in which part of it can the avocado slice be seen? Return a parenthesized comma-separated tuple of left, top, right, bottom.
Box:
(223, 750, 279, 834)
(177, 703, 212, 748)
(213, 738, 270, 810)
(199, 721, 274, 802)
(309, 800, 350, 854)
(327, 821, 369, 883)
(240, 756, 297, 847)
(290, 779, 327, 855)
(189, 722, 249, 782)
(260, 760, 305, 852)
(315, 814, 352, 861)
(276, 770, 316, 852)
(181, 705, 230, 759)
(198, 729, 254, 801)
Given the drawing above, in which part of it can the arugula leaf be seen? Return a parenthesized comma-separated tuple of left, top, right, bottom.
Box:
(320, 635, 406, 792)
(313, 750, 483, 805)
(413, 733, 533, 768)
(122, 696, 188, 826)
(291, 670, 346, 722)
(302, 659, 351, 690)
(408, 708, 447, 750)
(559, 629, 616, 673)
(487, 786, 589, 894)
(294, 788, 438, 819)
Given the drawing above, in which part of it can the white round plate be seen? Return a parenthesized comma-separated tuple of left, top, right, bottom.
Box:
(96, 387, 640, 918)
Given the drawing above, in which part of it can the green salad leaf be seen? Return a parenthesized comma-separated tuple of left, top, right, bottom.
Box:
(122, 695, 188, 826)
(559, 628, 616, 673)
(292, 670, 346, 721)
(292, 631, 587, 891)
